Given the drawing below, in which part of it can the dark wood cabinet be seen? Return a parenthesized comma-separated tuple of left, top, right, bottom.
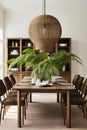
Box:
(7, 37, 71, 82)
(56, 37, 71, 82)
(7, 38, 33, 82)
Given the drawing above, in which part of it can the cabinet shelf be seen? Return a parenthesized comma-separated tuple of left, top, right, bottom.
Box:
(54, 37, 71, 82)
(8, 54, 20, 56)
(7, 37, 71, 83)
(8, 46, 20, 48)
(7, 38, 33, 82)
(22, 46, 33, 48)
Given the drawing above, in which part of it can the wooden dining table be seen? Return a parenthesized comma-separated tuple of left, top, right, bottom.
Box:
(13, 79, 75, 128)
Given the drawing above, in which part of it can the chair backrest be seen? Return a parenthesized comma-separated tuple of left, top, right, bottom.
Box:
(81, 79, 87, 98)
(0, 79, 6, 96)
(80, 79, 87, 93)
(9, 74, 16, 85)
(75, 76, 84, 91)
(3, 76, 13, 91)
(72, 74, 80, 85)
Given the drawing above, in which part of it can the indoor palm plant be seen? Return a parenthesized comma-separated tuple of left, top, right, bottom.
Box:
(7, 48, 82, 82)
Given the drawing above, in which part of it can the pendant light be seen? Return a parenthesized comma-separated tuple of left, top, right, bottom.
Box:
(29, 0, 62, 52)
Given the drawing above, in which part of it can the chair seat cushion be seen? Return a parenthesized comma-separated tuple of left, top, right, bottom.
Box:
(2, 96, 25, 106)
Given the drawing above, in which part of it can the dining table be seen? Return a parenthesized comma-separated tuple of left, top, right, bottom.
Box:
(13, 76, 75, 128)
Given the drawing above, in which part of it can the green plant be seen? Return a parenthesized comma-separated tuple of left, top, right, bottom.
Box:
(7, 48, 82, 81)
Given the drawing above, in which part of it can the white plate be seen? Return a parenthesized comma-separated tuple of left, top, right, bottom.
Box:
(59, 43, 67, 47)
(10, 68, 19, 71)
(16, 83, 29, 86)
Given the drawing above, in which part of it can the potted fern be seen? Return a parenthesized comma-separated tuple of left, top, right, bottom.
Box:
(7, 48, 82, 83)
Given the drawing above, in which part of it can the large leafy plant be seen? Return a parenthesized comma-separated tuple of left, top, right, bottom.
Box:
(7, 48, 82, 81)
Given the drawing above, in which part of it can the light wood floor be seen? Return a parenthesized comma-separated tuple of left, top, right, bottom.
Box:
(0, 93, 87, 130)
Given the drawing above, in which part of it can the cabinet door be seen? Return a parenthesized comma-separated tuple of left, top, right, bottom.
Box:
(21, 38, 33, 71)
(22, 38, 33, 52)
(7, 38, 20, 72)
(7, 38, 33, 82)
(8, 39, 20, 58)
(57, 37, 71, 82)
(58, 38, 71, 52)
(57, 38, 71, 73)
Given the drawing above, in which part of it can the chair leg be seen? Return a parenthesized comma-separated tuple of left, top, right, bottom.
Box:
(63, 104, 66, 125)
(24, 105, 26, 119)
(21, 106, 24, 126)
(0, 103, 2, 124)
(60, 100, 64, 117)
(61, 101, 66, 125)
(2, 106, 5, 120)
(83, 104, 87, 119)
(86, 106, 87, 119)
(0, 112, 1, 124)
(30, 93, 32, 102)
(60, 93, 63, 107)
(82, 105, 85, 119)
(57, 93, 59, 103)
(25, 98, 28, 109)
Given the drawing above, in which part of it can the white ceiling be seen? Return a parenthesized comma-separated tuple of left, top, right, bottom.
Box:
(0, 0, 87, 13)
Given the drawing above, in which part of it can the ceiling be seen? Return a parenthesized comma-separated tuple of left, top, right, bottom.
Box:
(0, 0, 87, 13)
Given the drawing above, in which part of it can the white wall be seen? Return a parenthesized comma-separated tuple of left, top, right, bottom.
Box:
(0, 8, 5, 78)
(4, 1, 87, 79)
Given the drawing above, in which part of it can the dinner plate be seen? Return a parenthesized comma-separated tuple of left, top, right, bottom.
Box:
(16, 83, 29, 86)
(57, 82, 71, 86)
(59, 43, 67, 47)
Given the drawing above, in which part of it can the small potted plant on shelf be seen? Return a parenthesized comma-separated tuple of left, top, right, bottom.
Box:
(7, 48, 82, 84)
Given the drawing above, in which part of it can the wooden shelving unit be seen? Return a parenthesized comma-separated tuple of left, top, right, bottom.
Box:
(56, 37, 71, 82)
(7, 38, 33, 82)
(7, 37, 71, 82)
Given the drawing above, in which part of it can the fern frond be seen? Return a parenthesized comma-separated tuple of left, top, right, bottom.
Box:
(7, 48, 82, 81)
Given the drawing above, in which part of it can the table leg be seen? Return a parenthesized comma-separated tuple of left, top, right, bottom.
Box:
(30, 92, 32, 102)
(57, 93, 59, 103)
(66, 91, 71, 128)
(17, 91, 21, 127)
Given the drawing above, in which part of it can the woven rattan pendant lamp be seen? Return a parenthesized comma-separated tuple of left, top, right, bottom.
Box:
(29, 0, 62, 52)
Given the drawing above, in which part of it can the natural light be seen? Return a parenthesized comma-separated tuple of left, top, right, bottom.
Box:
(0, 28, 3, 78)
(0, 28, 3, 40)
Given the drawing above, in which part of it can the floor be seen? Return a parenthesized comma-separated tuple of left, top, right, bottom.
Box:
(0, 93, 87, 130)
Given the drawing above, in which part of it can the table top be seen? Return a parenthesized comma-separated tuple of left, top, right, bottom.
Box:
(13, 82, 75, 93)
(13, 76, 75, 92)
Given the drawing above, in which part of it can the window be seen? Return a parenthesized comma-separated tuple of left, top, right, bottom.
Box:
(0, 28, 3, 78)
(0, 28, 3, 40)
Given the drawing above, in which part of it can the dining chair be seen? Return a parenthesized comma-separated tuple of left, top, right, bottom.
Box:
(9, 74, 16, 86)
(61, 76, 84, 117)
(62, 76, 84, 103)
(72, 74, 80, 86)
(3, 76, 28, 120)
(71, 76, 84, 96)
(0, 79, 26, 125)
(63, 78, 87, 125)
(9, 74, 30, 107)
(4, 76, 27, 97)
(0, 79, 6, 124)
